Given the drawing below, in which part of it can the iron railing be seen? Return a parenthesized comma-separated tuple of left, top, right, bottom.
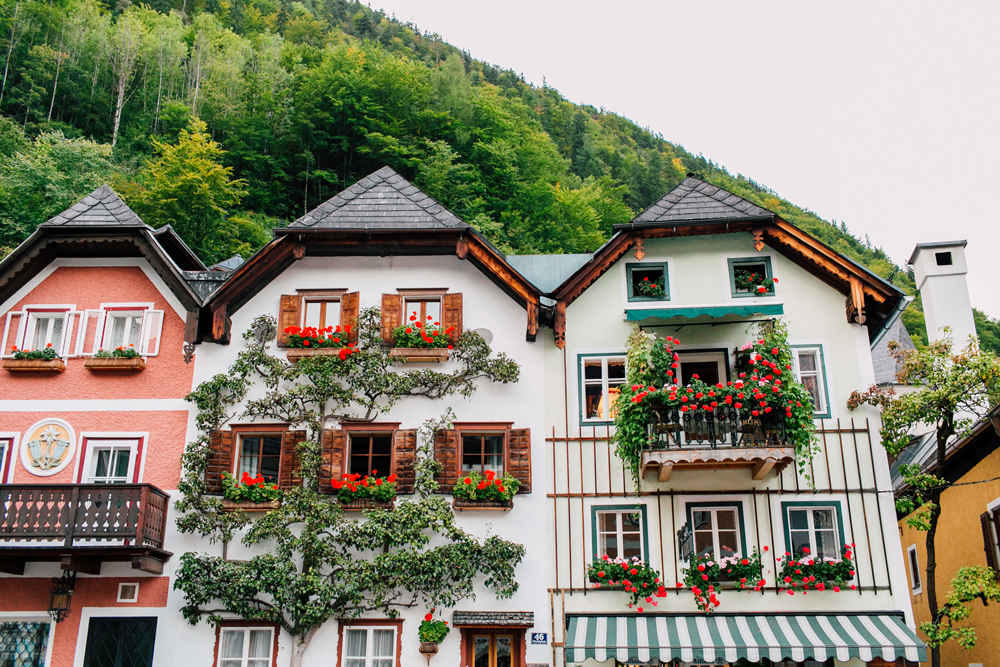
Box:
(647, 403, 788, 449)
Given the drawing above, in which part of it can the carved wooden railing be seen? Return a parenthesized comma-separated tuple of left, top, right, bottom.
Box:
(0, 484, 169, 549)
(646, 403, 788, 450)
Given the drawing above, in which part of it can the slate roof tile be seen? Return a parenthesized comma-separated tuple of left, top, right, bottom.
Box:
(41, 184, 145, 227)
(288, 166, 469, 230)
(630, 176, 771, 224)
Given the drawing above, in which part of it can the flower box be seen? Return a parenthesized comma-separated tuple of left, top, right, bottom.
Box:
(389, 348, 449, 363)
(3, 358, 66, 373)
(220, 499, 280, 512)
(453, 498, 513, 512)
(286, 348, 347, 364)
(83, 357, 146, 371)
(339, 498, 395, 511)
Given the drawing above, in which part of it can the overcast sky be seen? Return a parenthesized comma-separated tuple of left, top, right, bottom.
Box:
(371, 0, 1000, 318)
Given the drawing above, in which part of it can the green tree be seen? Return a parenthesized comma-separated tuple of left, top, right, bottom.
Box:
(131, 117, 248, 263)
(849, 335, 1000, 667)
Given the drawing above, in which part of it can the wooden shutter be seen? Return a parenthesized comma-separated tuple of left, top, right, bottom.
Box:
(983, 512, 999, 575)
(318, 429, 346, 494)
(277, 295, 300, 346)
(340, 292, 359, 345)
(278, 430, 306, 489)
(393, 429, 417, 495)
(508, 428, 532, 494)
(205, 430, 234, 495)
(434, 429, 459, 493)
(442, 292, 463, 342)
(381, 294, 401, 346)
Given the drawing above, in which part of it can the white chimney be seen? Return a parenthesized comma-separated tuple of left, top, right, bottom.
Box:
(908, 240, 977, 348)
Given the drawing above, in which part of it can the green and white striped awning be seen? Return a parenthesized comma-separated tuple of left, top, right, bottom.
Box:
(566, 614, 926, 664)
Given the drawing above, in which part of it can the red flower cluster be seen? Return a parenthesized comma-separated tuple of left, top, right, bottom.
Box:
(393, 312, 456, 349)
(284, 325, 356, 356)
(332, 471, 398, 503)
(240, 471, 278, 490)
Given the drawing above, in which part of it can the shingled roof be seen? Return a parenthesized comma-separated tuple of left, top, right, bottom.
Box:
(630, 176, 772, 224)
(287, 166, 469, 231)
(41, 184, 145, 227)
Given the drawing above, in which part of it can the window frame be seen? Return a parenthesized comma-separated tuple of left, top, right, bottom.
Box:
(591, 504, 649, 562)
(347, 432, 396, 479)
(298, 289, 347, 331)
(685, 501, 748, 561)
(228, 424, 290, 485)
(578, 353, 627, 425)
(117, 582, 140, 603)
(213, 621, 279, 667)
(626, 262, 670, 303)
(0, 614, 56, 667)
(454, 423, 513, 477)
(98, 303, 153, 351)
(397, 288, 448, 329)
(728, 256, 776, 299)
(340, 422, 400, 480)
(780, 501, 846, 561)
(791, 344, 832, 418)
(336, 620, 403, 667)
(674, 348, 731, 387)
(2, 304, 78, 357)
(75, 433, 147, 484)
(0, 432, 18, 483)
(906, 544, 921, 595)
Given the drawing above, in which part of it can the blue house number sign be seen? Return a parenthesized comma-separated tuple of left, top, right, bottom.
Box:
(530, 633, 547, 645)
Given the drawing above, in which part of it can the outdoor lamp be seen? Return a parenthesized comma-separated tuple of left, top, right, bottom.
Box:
(49, 571, 77, 623)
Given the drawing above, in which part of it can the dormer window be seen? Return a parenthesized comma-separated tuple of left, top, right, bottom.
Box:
(729, 257, 776, 298)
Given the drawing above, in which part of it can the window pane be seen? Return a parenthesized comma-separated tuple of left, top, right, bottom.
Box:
(95, 449, 110, 478)
(798, 351, 817, 372)
(583, 359, 603, 380)
(788, 509, 808, 530)
(813, 509, 834, 530)
(248, 661, 269, 667)
(371, 629, 394, 657)
(694, 532, 714, 558)
(681, 361, 720, 386)
(462, 435, 483, 471)
(600, 534, 618, 559)
(607, 360, 625, 381)
(622, 532, 641, 559)
(716, 510, 736, 531)
(222, 661, 243, 667)
(801, 376, 821, 408)
(259, 436, 281, 483)
(345, 630, 367, 658)
(112, 449, 131, 479)
(496, 635, 512, 667)
(221, 630, 244, 659)
(248, 630, 271, 658)
(599, 513, 617, 533)
(815, 530, 839, 559)
(621, 512, 640, 532)
(344, 661, 365, 667)
(473, 636, 490, 667)
(584, 385, 605, 419)
(718, 530, 738, 557)
(790, 530, 812, 558)
(692, 511, 712, 532)
(304, 302, 321, 329)
(484, 435, 504, 473)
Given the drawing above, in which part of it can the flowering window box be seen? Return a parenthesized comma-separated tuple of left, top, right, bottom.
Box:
(3, 358, 66, 373)
(339, 498, 396, 512)
(389, 348, 449, 363)
(220, 499, 280, 512)
(453, 498, 513, 512)
(83, 357, 146, 371)
(286, 348, 352, 364)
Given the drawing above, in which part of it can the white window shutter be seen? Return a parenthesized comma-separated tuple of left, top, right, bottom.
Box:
(78, 309, 104, 356)
(141, 310, 163, 356)
(61, 311, 82, 357)
(0, 311, 24, 359)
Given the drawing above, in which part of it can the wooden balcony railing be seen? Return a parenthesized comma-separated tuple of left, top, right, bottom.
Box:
(646, 403, 788, 450)
(0, 484, 169, 549)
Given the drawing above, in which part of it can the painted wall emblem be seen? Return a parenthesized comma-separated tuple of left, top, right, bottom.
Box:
(20, 419, 76, 476)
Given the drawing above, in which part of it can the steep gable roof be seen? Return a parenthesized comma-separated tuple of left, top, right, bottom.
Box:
(41, 184, 144, 227)
(287, 166, 469, 231)
(631, 176, 771, 224)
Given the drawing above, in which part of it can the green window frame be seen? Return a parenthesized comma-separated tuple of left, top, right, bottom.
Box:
(780, 501, 846, 560)
(791, 344, 832, 419)
(685, 501, 748, 561)
(578, 353, 626, 426)
(626, 263, 670, 302)
(728, 256, 774, 298)
(591, 504, 650, 562)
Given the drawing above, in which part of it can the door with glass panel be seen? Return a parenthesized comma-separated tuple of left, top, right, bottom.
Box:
(218, 627, 273, 667)
(343, 626, 395, 667)
(82, 617, 156, 667)
(471, 634, 513, 667)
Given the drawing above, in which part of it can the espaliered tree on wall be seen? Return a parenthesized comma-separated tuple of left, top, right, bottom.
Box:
(174, 310, 524, 667)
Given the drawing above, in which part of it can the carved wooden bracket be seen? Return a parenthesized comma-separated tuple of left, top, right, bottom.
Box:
(846, 276, 866, 325)
(456, 236, 468, 260)
(633, 234, 645, 261)
(183, 342, 195, 364)
(293, 242, 306, 260)
(554, 301, 567, 349)
(526, 301, 538, 342)
(752, 228, 765, 252)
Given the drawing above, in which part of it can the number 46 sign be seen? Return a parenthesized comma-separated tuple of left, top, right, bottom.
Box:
(530, 633, 547, 645)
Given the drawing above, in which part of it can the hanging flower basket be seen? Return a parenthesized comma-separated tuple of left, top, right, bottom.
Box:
(3, 358, 66, 373)
(84, 357, 146, 371)
(453, 498, 513, 511)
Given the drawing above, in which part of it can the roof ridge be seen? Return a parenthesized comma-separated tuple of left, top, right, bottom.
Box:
(631, 176, 772, 224)
(41, 184, 146, 227)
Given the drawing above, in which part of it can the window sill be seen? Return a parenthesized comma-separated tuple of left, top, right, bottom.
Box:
(2, 358, 66, 373)
(339, 498, 395, 511)
(390, 348, 449, 363)
(221, 499, 280, 512)
(286, 348, 346, 364)
(453, 498, 513, 512)
(83, 357, 146, 371)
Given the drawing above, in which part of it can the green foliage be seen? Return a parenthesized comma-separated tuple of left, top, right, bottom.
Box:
(221, 471, 282, 503)
(777, 545, 855, 592)
(12, 345, 58, 359)
(418, 616, 450, 644)
(682, 549, 764, 613)
(452, 470, 519, 503)
(586, 555, 664, 611)
(94, 346, 141, 358)
(920, 566, 1000, 649)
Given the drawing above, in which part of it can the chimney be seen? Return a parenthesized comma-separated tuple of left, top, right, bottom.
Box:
(907, 240, 977, 347)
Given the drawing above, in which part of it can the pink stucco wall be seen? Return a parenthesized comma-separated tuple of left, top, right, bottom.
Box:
(1, 266, 194, 400)
(0, 576, 169, 667)
(5, 411, 188, 489)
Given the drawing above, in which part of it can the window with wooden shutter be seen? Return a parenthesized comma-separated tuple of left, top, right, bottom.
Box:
(277, 295, 300, 346)
(393, 430, 417, 495)
(983, 511, 1000, 576)
(278, 431, 306, 489)
(434, 429, 459, 493)
(442, 293, 462, 342)
(205, 430, 234, 495)
(341, 292, 359, 344)
(381, 294, 401, 346)
(508, 428, 531, 494)
(319, 429, 346, 494)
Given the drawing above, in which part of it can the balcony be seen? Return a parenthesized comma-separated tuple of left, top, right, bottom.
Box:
(642, 404, 795, 481)
(0, 484, 171, 575)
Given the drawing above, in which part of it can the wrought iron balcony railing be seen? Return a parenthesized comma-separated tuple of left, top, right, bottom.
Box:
(646, 403, 788, 450)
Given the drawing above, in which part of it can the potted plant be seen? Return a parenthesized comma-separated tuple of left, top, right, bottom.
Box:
(452, 470, 519, 510)
(220, 471, 282, 511)
(680, 548, 766, 613)
(84, 345, 146, 371)
(332, 472, 397, 510)
(733, 270, 778, 295)
(3, 344, 65, 372)
(418, 612, 449, 661)
(390, 312, 455, 362)
(634, 274, 666, 298)
(586, 555, 665, 613)
(283, 325, 357, 363)
(777, 544, 856, 595)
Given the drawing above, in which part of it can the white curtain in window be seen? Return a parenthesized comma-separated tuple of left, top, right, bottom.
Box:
(344, 629, 367, 667)
(371, 629, 394, 667)
(247, 629, 271, 667)
(220, 629, 245, 667)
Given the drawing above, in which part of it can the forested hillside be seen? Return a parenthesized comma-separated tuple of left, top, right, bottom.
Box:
(1, 0, 997, 349)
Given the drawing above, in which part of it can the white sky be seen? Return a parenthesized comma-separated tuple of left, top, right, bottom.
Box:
(371, 0, 1000, 318)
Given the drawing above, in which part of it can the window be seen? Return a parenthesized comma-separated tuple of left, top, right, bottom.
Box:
(580, 355, 625, 422)
(0, 435, 13, 483)
(28, 311, 67, 350)
(471, 634, 513, 667)
(729, 257, 775, 298)
(462, 433, 505, 474)
(626, 263, 669, 302)
(675, 350, 728, 386)
(784, 504, 843, 560)
(349, 434, 393, 478)
(104, 311, 144, 349)
(77, 437, 143, 484)
(403, 297, 441, 326)
(980, 507, 1000, 575)
(237, 434, 282, 484)
(594, 507, 645, 560)
(691, 506, 742, 560)
(0, 621, 50, 667)
(2, 306, 76, 356)
(79, 305, 163, 357)
(217, 627, 274, 667)
(793, 346, 830, 416)
(907, 545, 921, 594)
(343, 626, 396, 667)
(935, 251, 953, 266)
(117, 583, 139, 603)
(303, 297, 341, 330)
(83, 617, 157, 667)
